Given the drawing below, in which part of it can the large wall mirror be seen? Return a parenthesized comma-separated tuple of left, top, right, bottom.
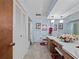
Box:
(68, 19, 79, 35)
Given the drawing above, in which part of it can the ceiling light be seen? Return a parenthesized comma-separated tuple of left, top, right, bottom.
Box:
(60, 20, 64, 23)
(51, 20, 55, 23)
(60, 16, 64, 23)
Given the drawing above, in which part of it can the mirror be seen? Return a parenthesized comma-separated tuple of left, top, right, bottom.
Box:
(67, 19, 79, 35)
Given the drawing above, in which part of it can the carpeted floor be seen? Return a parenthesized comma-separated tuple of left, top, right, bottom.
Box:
(23, 43, 52, 59)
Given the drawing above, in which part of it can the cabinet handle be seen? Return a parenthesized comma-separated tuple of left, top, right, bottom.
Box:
(55, 47, 63, 56)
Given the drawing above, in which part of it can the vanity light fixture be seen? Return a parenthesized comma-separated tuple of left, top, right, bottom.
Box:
(51, 16, 55, 23)
(60, 20, 64, 23)
(60, 16, 64, 23)
(51, 20, 55, 23)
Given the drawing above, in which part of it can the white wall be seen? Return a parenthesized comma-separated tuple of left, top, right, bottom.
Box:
(13, 0, 30, 59)
(32, 19, 50, 42)
(32, 18, 65, 42)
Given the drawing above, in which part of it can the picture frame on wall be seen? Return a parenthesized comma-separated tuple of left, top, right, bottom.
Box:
(54, 24, 57, 31)
(36, 23, 41, 29)
(42, 24, 47, 31)
(58, 23, 63, 29)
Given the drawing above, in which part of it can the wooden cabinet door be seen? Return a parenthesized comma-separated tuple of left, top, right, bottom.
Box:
(0, 0, 13, 59)
(63, 51, 73, 59)
(64, 52, 73, 59)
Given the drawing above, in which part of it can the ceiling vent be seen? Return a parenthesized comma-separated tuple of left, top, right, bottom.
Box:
(36, 14, 41, 16)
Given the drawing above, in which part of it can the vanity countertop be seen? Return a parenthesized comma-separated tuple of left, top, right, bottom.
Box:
(47, 36, 79, 59)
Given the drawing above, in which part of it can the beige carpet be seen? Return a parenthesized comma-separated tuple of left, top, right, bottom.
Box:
(23, 43, 52, 59)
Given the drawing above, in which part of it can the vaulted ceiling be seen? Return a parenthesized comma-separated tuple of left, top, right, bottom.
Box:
(25, 0, 57, 19)
(48, 0, 79, 19)
(22, 0, 79, 19)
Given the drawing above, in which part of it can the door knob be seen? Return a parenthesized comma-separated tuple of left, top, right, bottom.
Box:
(10, 42, 15, 46)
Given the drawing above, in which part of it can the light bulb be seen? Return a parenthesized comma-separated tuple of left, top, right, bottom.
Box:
(60, 20, 64, 23)
(51, 20, 54, 23)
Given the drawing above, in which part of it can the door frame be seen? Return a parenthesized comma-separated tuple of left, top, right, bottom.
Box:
(28, 17, 32, 45)
(13, 0, 27, 59)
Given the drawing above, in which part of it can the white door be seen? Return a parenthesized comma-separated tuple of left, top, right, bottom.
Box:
(13, 4, 28, 59)
(14, 5, 24, 59)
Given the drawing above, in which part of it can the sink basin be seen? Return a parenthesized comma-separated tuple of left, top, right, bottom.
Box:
(76, 46, 79, 48)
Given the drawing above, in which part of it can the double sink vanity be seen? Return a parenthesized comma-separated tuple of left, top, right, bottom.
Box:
(47, 36, 79, 59)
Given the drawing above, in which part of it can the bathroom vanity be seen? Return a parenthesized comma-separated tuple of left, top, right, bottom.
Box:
(47, 36, 79, 59)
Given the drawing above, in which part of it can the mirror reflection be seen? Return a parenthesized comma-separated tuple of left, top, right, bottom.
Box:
(68, 19, 79, 35)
